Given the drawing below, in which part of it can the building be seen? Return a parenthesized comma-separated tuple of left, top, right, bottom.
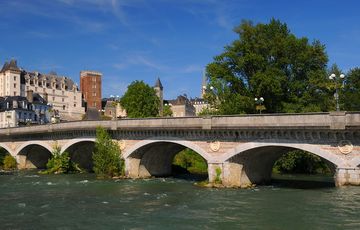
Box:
(154, 78, 163, 116)
(0, 93, 51, 128)
(190, 97, 209, 115)
(103, 99, 127, 119)
(191, 70, 210, 115)
(0, 60, 85, 121)
(80, 71, 102, 111)
(167, 95, 196, 117)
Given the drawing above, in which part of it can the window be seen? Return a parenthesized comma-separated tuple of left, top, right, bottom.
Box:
(63, 105, 65, 110)
(14, 76, 16, 81)
(62, 98, 64, 102)
(53, 89, 55, 94)
(52, 97, 55, 101)
(14, 91, 16, 96)
(35, 87, 37, 92)
(74, 103, 76, 107)
(92, 92, 96, 96)
(93, 102, 96, 107)
(14, 83, 16, 88)
(73, 96, 76, 100)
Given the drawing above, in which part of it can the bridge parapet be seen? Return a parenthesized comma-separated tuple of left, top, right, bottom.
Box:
(0, 112, 359, 137)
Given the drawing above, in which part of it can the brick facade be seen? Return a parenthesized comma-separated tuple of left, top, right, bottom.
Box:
(80, 71, 102, 111)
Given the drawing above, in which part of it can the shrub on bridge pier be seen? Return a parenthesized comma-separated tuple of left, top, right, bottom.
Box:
(0, 148, 17, 170)
(92, 127, 124, 179)
(3, 155, 17, 170)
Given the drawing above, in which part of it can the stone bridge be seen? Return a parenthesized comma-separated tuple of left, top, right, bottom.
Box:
(1, 112, 360, 187)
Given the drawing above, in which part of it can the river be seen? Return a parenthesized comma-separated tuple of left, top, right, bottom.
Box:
(1, 172, 360, 229)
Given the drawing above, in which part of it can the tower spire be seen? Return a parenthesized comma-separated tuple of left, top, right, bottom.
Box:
(201, 68, 207, 98)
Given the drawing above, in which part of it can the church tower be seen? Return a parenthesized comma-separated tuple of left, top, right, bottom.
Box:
(154, 77, 163, 116)
(200, 69, 208, 99)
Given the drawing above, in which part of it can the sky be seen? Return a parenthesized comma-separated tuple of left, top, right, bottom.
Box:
(0, 0, 359, 100)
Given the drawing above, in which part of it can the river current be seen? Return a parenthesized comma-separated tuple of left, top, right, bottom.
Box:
(1, 172, 360, 230)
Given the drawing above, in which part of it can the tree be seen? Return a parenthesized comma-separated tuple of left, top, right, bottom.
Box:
(205, 18, 329, 114)
(92, 127, 124, 178)
(172, 148, 208, 174)
(41, 144, 81, 174)
(273, 150, 330, 174)
(3, 155, 17, 170)
(343, 68, 360, 111)
(163, 104, 173, 117)
(120, 80, 160, 118)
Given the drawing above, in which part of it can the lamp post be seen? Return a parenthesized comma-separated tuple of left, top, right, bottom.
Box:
(255, 97, 265, 114)
(329, 73, 345, 111)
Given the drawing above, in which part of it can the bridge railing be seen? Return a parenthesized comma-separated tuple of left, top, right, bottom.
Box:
(0, 112, 359, 136)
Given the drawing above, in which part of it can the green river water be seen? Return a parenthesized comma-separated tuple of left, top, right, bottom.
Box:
(1, 172, 360, 230)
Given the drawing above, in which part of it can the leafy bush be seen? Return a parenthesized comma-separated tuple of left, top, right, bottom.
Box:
(173, 149, 208, 174)
(42, 145, 81, 174)
(215, 167, 222, 184)
(3, 155, 17, 170)
(273, 150, 331, 174)
(0, 147, 7, 168)
(92, 127, 124, 178)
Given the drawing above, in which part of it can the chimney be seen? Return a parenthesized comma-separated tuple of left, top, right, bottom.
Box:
(27, 90, 34, 103)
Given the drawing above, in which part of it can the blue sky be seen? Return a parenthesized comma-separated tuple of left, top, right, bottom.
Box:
(0, 0, 359, 99)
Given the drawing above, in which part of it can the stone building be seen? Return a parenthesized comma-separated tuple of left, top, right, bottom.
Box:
(154, 78, 163, 116)
(0, 60, 85, 121)
(80, 70, 102, 111)
(0, 92, 51, 128)
(167, 95, 196, 117)
(190, 97, 209, 115)
(103, 99, 127, 119)
(190, 70, 211, 115)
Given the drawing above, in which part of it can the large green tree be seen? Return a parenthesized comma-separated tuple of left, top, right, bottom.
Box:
(205, 19, 330, 114)
(343, 68, 360, 111)
(92, 127, 123, 178)
(120, 80, 160, 118)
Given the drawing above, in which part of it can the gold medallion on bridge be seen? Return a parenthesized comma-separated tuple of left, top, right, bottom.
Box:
(209, 141, 221, 152)
(118, 140, 126, 151)
(9, 142, 17, 152)
(338, 140, 353, 155)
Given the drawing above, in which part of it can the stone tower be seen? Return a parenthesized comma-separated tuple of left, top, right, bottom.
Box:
(154, 77, 163, 116)
(80, 71, 102, 111)
(200, 69, 208, 99)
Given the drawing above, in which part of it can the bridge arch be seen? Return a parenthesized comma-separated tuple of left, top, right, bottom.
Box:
(123, 138, 210, 178)
(218, 142, 346, 187)
(61, 138, 96, 153)
(0, 143, 14, 157)
(61, 138, 96, 171)
(15, 141, 53, 156)
(221, 142, 347, 168)
(16, 141, 53, 169)
(123, 138, 211, 161)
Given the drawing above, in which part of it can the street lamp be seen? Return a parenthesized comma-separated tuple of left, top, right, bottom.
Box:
(255, 97, 265, 114)
(329, 73, 345, 111)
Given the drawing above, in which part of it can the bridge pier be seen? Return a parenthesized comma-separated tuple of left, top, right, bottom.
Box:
(208, 162, 253, 188)
(335, 168, 360, 186)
